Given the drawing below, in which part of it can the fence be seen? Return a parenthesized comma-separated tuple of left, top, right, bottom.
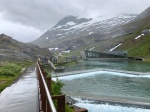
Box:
(36, 62, 65, 112)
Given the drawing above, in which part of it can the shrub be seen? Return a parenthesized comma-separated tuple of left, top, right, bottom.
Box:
(0, 63, 21, 77)
(0, 70, 15, 76)
(52, 78, 64, 95)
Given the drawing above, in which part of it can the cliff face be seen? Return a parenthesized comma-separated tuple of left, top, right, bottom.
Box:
(0, 34, 50, 62)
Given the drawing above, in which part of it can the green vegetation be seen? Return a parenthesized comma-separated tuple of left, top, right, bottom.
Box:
(62, 51, 80, 57)
(116, 33, 150, 59)
(51, 78, 64, 95)
(144, 58, 150, 62)
(0, 62, 32, 92)
(65, 105, 74, 112)
(0, 63, 21, 77)
(127, 35, 150, 57)
(115, 17, 150, 60)
(61, 61, 79, 67)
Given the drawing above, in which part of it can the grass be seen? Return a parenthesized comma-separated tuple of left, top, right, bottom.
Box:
(0, 63, 21, 77)
(144, 57, 150, 62)
(65, 105, 74, 112)
(116, 33, 150, 58)
(0, 61, 32, 92)
(115, 17, 150, 59)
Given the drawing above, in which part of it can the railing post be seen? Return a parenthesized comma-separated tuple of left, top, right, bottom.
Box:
(57, 95, 65, 112)
(52, 95, 65, 112)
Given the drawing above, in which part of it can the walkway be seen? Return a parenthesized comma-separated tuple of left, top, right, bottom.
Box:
(0, 66, 38, 112)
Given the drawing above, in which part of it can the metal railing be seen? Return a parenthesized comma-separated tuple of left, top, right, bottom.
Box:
(36, 61, 65, 112)
(37, 62, 57, 112)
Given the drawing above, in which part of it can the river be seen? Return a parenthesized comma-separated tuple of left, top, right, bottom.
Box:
(53, 60, 150, 112)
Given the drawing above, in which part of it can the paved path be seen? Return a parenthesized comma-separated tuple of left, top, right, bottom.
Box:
(0, 66, 38, 112)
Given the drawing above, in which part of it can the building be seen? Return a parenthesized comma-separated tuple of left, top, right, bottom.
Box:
(80, 50, 127, 60)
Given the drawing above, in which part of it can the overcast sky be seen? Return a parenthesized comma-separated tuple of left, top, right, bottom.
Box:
(0, 0, 150, 43)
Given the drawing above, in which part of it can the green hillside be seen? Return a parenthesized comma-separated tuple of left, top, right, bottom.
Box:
(118, 34, 150, 57)
(116, 23, 150, 59)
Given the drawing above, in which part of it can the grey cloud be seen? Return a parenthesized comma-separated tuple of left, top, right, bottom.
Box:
(0, 0, 150, 42)
(0, 0, 150, 30)
(0, 0, 63, 30)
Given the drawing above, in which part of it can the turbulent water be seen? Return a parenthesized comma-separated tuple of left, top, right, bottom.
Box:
(53, 60, 150, 112)
(74, 98, 150, 112)
(60, 71, 150, 103)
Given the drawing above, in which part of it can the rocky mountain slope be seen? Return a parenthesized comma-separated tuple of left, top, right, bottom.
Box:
(31, 14, 137, 51)
(32, 6, 150, 57)
(0, 34, 50, 62)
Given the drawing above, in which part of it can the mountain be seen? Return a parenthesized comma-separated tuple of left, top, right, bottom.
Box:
(32, 6, 150, 59)
(0, 34, 50, 62)
(113, 6, 150, 59)
(31, 14, 137, 51)
(133, 6, 150, 21)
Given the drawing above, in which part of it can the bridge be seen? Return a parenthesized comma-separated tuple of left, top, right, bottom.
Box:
(0, 62, 65, 112)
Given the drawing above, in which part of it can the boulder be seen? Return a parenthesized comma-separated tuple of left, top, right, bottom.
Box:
(141, 29, 150, 34)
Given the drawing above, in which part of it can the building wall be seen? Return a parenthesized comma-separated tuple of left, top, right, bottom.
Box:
(82, 50, 127, 59)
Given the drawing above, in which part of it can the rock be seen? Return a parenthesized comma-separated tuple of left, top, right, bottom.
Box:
(141, 29, 150, 34)
(74, 108, 88, 112)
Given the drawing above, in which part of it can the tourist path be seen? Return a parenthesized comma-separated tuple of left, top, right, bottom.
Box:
(0, 66, 38, 112)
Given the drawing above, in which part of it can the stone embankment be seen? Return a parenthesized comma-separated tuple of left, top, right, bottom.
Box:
(66, 96, 88, 112)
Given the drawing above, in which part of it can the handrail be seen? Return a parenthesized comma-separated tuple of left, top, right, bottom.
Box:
(37, 62, 57, 112)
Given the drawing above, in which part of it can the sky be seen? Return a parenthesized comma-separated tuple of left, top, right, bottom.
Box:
(0, 0, 150, 43)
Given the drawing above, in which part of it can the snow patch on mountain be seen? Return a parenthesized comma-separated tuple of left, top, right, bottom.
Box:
(66, 22, 76, 26)
(109, 43, 122, 51)
(59, 36, 64, 39)
(135, 33, 145, 40)
(49, 47, 59, 51)
(56, 34, 63, 36)
(62, 50, 70, 53)
(51, 25, 62, 30)
(89, 32, 94, 35)
(135, 35, 141, 39)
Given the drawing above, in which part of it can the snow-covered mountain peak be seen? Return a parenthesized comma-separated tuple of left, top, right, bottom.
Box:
(32, 14, 137, 50)
(116, 14, 137, 19)
(53, 15, 91, 28)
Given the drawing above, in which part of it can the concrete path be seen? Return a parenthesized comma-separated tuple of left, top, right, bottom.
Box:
(0, 66, 38, 112)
